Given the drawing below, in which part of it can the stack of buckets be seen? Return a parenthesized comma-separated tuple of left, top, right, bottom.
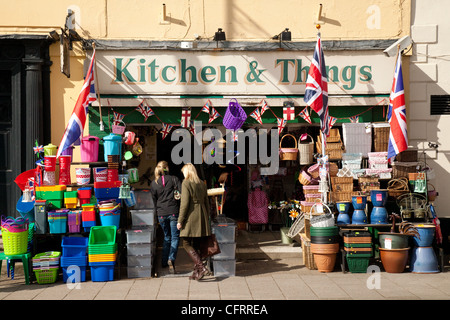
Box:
(32, 251, 61, 284)
(88, 226, 118, 282)
(98, 200, 121, 229)
(343, 231, 373, 273)
(48, 209, 69, 234)
(64, 190, 78, 209)
(68, 210, 82, 233)
(77, 187, 92, 206)
(61, 236, 88, 283)
(81, 204, 96, 232)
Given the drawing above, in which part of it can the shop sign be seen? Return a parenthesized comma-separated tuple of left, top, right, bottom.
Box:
(96, 50, 395, 96)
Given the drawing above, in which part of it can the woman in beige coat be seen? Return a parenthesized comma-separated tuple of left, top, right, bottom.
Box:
(177, 163, 211, 280)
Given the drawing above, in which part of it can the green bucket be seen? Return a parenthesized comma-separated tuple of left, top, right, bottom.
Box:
(310, 226, 339, 237)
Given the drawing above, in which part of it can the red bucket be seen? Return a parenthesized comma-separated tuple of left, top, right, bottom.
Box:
(93, 167, 108, 182)
(107, 169, 119, 182)
(44, 156, 57, 171)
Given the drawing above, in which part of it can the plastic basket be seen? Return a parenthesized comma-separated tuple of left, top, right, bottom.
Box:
(61, 236, 88, 257)
(35, 268, 58, 284)
(1, 228, 29, 255)
(223, 98, 247, 130)
(89, 226, 117, 247)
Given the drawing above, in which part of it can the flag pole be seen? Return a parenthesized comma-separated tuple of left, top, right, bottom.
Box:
(92, 42, 104, 131)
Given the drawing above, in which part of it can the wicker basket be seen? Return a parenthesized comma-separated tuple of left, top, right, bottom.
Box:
(387, 177, 410, 198)
(428, 183, 438, 201)
(330, 191, 360, 202)
(303, 185, 320, 194)
(298, 170, 317, 185)
(279, 134, 298, 161)
(372, 123, 390, 152)
(331, 177, 354, 192)
(223, 98, 247, 130)
(326, 128, 341, 143)
(392, 162, 419, 179)
(316, 141, 344, 160)
(358, 176, 380, 192)
(300, 233, 317, 270)
(298, 134, 315, 165)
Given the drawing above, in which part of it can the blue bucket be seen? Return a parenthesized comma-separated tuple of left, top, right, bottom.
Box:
(100, 211, 121, 229)
(16, 196, 35, 222)
(413, 224, 435, 247)
(103, 134, 122, 162)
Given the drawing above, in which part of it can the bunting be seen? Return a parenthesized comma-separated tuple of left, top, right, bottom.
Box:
(260, 99, 269, 115)
(277, 118, 287, 135)
(249, 108, 263, 124)
(113, 111, 125, 125)
(298, 107, 312, 124)
(208, 107, 220, 124)
(161, 123, 173, 140)
(136, 100, 154, 122)
(202, 100, 211, 114)
(181, 108, 191, 128)
(283, 106, 296, 121)
(349, 116, 359, 123)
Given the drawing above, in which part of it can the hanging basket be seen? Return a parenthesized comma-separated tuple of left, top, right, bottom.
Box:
(279, 134, 298, 161)
(223, 98, 247, 130)
(112, 120, 126, 135)
(387, 177, 410, 198)
(299, 134, 315, 165)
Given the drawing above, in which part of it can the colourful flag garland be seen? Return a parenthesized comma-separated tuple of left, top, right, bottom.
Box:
(181, 108, 191, 128)
(277, 118, 287, 135)
(298, 107, 312, 124)
(249, 107, 263, 124)
(283, 106, 296, 121)
(260, 99, 269, 115)
(161, 123, 173, 140)
(208, 107, 220, 124)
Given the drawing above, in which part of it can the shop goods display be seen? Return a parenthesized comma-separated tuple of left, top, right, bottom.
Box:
(310, 226, 340, 272)
(77, 187, 92, 206)
(64, 190, 78, 209)
(298, 134, 314, 165)
(35, 185, 66, 209)
(316, 129, 344, 160)
(351, 195, 368, 224)
(88, 226, 117, 281)
(279, 134, 298, 161)
(410, 224, 439, 273)
(127, 206, 156, 279)
(68, 210, 82, 233)
(98, 200, 121, 228)
(48, 209, 69, 234)
(32, 251, 61, 284)
(223, 98, 247, 130)
(61, 236, 88, 282)
(372, 122, 390, 152)
(58, 155, 72, 185)
(94, 181, 122, 203)
(103, 133, 123, 162)
(396, 193, 428, 221)
(336, 201, 351, 225)
(342, 123, 372, 157)
(370, 189, 388, 224)
(211, 216, 236, 277)
(343, 231, 372, 273)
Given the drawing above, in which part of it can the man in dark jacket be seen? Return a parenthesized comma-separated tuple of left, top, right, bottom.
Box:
(150, 161, 182, 273)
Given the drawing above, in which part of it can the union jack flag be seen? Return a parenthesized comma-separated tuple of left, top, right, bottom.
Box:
(304, 34, 329, 136)
(387, 55, 408, 162)
(136, 100, 154, 121)
(202, 100, 211, 114)
(113, 111, 125, 125)
(161, 123, 173, 140)
(277, 117, 286, 135)
(349, 116, 359, 123)
(260, 99, 269, 115)
(298, 107, 312, 124)
(57, 49, 97, 158)
(208, 107, 220, 124)
(181, 108, 191, 128)
(249, 107, 263, 124)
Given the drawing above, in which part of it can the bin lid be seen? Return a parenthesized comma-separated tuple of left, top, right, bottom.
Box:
(82, 135, 99, 142)
(212, 215, 236, 227)
(16, 196, 35, 213)
(103, 133, 122, 141)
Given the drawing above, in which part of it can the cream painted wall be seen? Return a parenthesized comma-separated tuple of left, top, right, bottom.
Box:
(409, 0, 450, 216)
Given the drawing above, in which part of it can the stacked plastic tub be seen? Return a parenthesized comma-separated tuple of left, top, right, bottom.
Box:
(211, 216, 236, 277)
(88, 226, 118, 281)
(81, 204, 96, 232)
(126, 190, 156, 278)
(343, 231, 373, 273)
(32, 251, 61, 284)
(48, 209, 69, 234)
(61, 236, 88, 282)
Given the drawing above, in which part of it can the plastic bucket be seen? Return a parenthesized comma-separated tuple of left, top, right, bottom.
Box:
(76, 168, 91, 185)
(103, 134, 122, 162)
(58, 155, 72, 185)
(44, 144, 57, 156)
(93, 167, 108, 182)
(81, 136, 99, 162)
(107, 169, 119, 182)
(44, 156, 57, 171)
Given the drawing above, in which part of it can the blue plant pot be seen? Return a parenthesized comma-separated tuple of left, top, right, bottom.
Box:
(410, 247, 439, 273)
(413, 224, 436, 247)
(370, 206, 388, 224)
(370, 189, 388, 207)
(337, 213, 351, 225)
(352, 195, 367, 211)
(352, 210, 367, 224)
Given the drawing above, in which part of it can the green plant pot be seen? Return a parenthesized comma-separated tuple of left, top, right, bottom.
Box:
(378, 232, 410, 249)
(310, 226, 339, 237)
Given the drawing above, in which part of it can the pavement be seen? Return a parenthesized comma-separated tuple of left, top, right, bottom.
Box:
(1, 227, 450, 305)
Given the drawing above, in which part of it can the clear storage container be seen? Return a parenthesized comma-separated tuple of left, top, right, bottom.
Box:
(213, 259, 236, 277)
(133, 190, 154, 209)
(126, 243, 154, 256)
(212, 242, 236, 260)
(127, 254, 152, 267)
(127, 266, 152, 278)
(126, 226, 154, 244)
(130, 209, 155, 226)
(211, 216, 236, 243)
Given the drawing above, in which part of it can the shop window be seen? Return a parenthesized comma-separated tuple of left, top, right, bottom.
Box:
(430, 95, 450, 115)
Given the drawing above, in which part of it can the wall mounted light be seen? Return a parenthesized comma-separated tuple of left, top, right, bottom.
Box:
(272, 28, 292, 48)
(213, 28, 226, 48)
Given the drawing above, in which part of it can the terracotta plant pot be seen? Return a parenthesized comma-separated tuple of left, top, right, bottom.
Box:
(378, 233, 410, 249)
(311, 243, 340, 254)
(313, 253, 337, 272)
(379, 247, 410, 273)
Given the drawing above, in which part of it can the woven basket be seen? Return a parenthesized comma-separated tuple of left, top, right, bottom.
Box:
(428, 183, 438, 201)
(392, 162, 419, 179)
(358, 176, 380, 193)
(331, 177, 354, 192)
(298, 134, 315, 165)
(300, 233, 317, 270)
(387, 177, 410, 198)
(223, 98, 247, 130)
(326, 128, 341, 143)
(372, 123, 390, 152)
(330, 191, 360, 202)
(279, 134, 298, 161)
(298, 170, 314, 185)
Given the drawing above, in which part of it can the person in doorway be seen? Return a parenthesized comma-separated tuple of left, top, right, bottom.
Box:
(150, 161, 182, 274)
(177, 163, 211, 280)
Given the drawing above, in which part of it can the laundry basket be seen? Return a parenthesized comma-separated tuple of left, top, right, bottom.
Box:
(279, 134, 298, 160)
(298, 134, 314, 165)
(223, 98, 247, 130)
(309, 203, 335, 228)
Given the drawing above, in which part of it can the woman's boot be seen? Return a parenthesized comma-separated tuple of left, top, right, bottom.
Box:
(187, 250, 203, 280)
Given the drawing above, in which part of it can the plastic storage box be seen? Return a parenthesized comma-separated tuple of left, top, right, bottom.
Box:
(212, 242, 236, 260)
(61, 236, 88, 257)
(130, 209, 155, 226)
(127, 254, 152, 267)
(133, 189, 154, 209)
(126, 226, 154, 244)
(213, 259, 236, 277)
(211, 216, 236, 243)
(127, 243, 154, 256)
(342, 123, 372, 157)
(127, 266, 152, 278)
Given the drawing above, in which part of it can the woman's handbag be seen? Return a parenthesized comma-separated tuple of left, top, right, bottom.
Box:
(172, 176, 181, 200)
(200, 234, 221, 259)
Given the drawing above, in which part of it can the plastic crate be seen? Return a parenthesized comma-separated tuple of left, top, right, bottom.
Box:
(212, 242, 236, 260)
(213, 259, 236, 277)
(89, 226, 117, 246)
(48, 217, 67, 234)
(127, 266, 152, 278)
(89, 261, 115, 282)
(61, 236, 88, 257)
(34, 268, 59, 284)
(60, 255, 88, 267)
(346, 256, 370, 273)
(211, 217, 236, 243)
(62, 265, 87, 283)
(133, 190, 154, 209)
(127, 254, 152, 267)
(130, 209, 155, 226)
(126, 243, 154, 256)
(126, 227, 154, 244)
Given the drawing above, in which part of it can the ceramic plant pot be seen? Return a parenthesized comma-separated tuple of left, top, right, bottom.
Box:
(413, 224, 435, 247)
(410, 247, 439, 273)
(379, 247, 410, 273)
(312, 253, 337, 273)
(378, 233, 410, 249)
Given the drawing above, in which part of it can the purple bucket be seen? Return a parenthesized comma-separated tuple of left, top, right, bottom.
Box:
(223, 98, 247, 130)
